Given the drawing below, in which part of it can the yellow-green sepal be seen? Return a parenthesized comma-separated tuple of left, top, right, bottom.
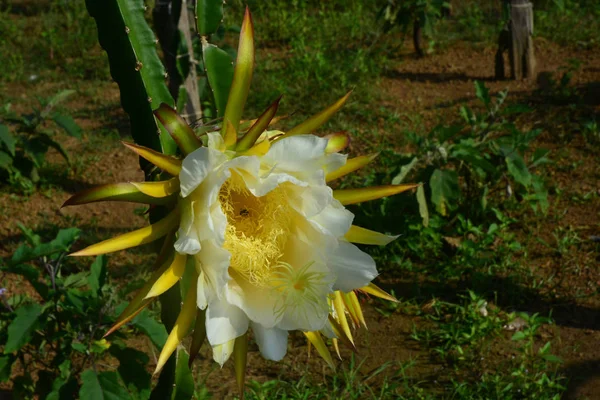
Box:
(154, 103, 203, 155)
(233, 333, 249, 398)
(324, 132, 350, 154)
(326, 153, 378, 182)
(333, 184, 418, 205)
(344, 225, 398, 246)
(360, 283, 399, 303)
(277, 91, 352, 141)
(62, 182, 173, 207)
(188, 309, 207, 368)
(236, 96, 282, 152)
(70, 208, 179, 256)
(154, 270, 198, 374)
(220, 7, 254, 137)
(123, 142, 182, 176)
(304, 331, 335, 370)
(131, 178, 180, 198)
(145, 253, 187, 298)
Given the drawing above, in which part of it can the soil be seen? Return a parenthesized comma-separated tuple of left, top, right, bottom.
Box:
(1, 38, 599, 399)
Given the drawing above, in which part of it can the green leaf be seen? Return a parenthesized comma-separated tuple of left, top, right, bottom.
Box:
(63, 272, 89, 288)
(392, 157, 418, 185)
(45, 90, 76, 112)
(17, 223, 41, 246)
(65, 289, 87, 314)
(202, 42, 234, 118)
(79, 370, 133, 400)
(474, 80, 490, 107)
(51, 113, 82, 138)
(111, 347, 151, 399)
(429, 169, 459, 216)
(72, 342, 87, 353)
(4, 303, 43, 353)
(0, 124, 16, 156)
(505, 151, 531, 187)
(132, 309, 168, 349)
(0, 151, 12, 170)
(0, 355, 14, 382)
(38, 132, 71, 162)
(195, 0, 224, 36)
(11, 228, 80, 265)
(511, 331, 527, 341)
(541, 354, 563, 363)
(416, 185, 429, 227)
(88, 255, 108, 297)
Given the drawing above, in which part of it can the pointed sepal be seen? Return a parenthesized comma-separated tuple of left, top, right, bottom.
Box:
(70, 208, 179, 256)
(154, 104, 203, 155)
(344, 225, 398, 246)
(333, 184, 418, 205)
(324, 132, 350, 154)
(360, 283, 399, 303)
(145, 253, 187, 298)
(223, 120, 237, 149)
(279, 91, 352, 140)
(188, 309, 207, 368)
(62, 182, 173, 207)
(233, 333, 249, 398)
(154, 271, 198, 375)
(131, 178, 180, 198)
(220, 7, 254, 137)
(346, 291, 366, 329)
(122, 142, 182, 176)
(326, 153, 378, 182)
(236, 96, 282, 152)
(304, 331, 335, 370)
(332, 291, 354, 346)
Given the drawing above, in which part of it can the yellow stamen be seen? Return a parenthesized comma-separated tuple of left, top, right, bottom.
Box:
(220, 175, 295, 287)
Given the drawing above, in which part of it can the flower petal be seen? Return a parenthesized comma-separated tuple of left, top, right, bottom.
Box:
(174, 198, 201, 254)
(179, 147, 227, 197)
(251, 323, 288, 361)
(213, 339, 235, 367)
(309, 201, 354, 239)
(205, 297, 249, 346)
(226, 272, 280, 328)
(330, 241, 378, 292)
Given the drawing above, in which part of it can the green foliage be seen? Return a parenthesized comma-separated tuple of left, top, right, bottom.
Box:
(380, 0, 450, 54)
(0, 227, 162, 398)
(0, 90, 81, 192)
(536, 0, 600, 48)
(395, 81, 549, 223)
(0, 1, 105, 82)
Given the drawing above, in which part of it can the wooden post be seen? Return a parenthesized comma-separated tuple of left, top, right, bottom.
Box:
(495, 0, 536, 80)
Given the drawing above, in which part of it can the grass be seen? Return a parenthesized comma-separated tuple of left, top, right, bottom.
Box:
(2, 0, 600, 398)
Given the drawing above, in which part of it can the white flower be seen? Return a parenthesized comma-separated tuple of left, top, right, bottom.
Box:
(175, 133, 378, 363)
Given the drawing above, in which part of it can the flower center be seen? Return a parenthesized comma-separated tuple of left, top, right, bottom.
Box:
(220, 173, 295, 287)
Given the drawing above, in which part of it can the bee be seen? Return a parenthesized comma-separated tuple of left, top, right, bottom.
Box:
(239, 208, 250, 217)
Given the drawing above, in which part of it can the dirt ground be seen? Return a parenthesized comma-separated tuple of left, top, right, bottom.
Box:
(1, 38, 599, 399)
